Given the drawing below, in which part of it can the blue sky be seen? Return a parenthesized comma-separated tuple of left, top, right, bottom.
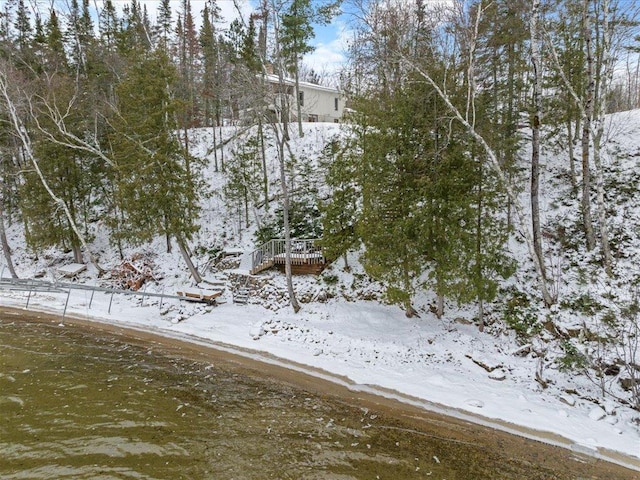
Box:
(305, 18, 349, 76)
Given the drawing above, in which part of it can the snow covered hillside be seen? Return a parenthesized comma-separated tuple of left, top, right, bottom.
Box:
(2, 115, 640, 470)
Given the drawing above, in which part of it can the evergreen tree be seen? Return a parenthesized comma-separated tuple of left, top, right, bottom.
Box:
(21, 137, 96, 263)
(175, 0, 201, 131)
(14, 0, 31, 51)
(118, 1, 152, 57)
(156, 0, 173, 49)
(44, 8, 67, 69)
(199, 2, 218, 127)
(320, 138, 361, 269)
(279, 0, 339, 136)
(98, 0, 119, 51)
(107, 49, 203, 258)
(225, 134, 264, 235)
(67, 0, 95, 74)
(334, 0, 517, 317)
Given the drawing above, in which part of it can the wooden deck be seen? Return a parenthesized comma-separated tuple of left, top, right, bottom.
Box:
(250, 239, 327, 275)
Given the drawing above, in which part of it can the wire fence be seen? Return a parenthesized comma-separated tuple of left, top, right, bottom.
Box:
(0, 267, 191, 322)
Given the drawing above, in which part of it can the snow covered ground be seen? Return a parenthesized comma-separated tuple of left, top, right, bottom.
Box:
(1, 278, 639, 470)
(2, 119, 640, 471)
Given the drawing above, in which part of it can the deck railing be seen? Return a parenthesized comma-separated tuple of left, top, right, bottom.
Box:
(250, 238, 324, 274)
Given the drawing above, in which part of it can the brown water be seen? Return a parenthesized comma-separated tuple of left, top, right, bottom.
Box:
(0, 315, 637, 479)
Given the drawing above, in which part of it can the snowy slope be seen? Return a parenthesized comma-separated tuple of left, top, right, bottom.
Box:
(1, 118, 640, 469)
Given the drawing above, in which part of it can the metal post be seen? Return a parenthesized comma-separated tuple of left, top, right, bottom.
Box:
(25, 286, 32, 308)
(61, 290, 71, 323)
(89, 286, 95, 309)
(159, 287, 165, 311)
(108, 292, 114, 314)
(141, 284, 147, 306)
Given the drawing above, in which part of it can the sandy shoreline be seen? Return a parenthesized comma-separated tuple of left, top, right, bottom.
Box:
(2, 304, 639, 479)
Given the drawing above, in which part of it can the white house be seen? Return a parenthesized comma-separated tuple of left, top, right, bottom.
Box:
(264, 74, 345, 123)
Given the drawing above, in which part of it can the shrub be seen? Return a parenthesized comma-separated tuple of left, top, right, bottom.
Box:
(502, 288, 541, 339)
(558, 340, 588, 372)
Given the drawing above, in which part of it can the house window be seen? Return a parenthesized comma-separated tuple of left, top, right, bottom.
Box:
(334, 97, 339, 111)
(299, 91, 304, 106)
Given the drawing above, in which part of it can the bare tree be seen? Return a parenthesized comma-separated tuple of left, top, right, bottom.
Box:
(543, 0, 637, 275)
(270, 0, 301, 312)
(0, 65, 105, 273)
(233, 0, 301, 312)
(0, 190, 18, 278)
(591, 0, 615, 275)
(581, 0, 597, 251)
(530, 0, 546, 280)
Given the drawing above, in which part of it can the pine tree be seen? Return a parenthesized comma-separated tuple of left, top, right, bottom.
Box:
(67, 0, 95, 74)
(156, 0, 173, 49)
(118, 1, 152, 57)
(320, 138, 361, 269)
(199, 2, 217, 127)
(225, 134, 264, 235)
(107, 49, 203, 276)
(44, 8, 67, 69)
(98, 0, 119, 51)
(14, 0, 31, 51)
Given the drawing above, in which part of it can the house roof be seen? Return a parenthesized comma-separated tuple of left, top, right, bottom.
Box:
(264, 74, 342, 94)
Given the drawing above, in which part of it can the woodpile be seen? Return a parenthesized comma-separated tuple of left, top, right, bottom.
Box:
(110, 253, 160, 291)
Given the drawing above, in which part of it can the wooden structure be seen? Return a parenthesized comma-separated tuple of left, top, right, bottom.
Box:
(176, 288, 223, 305)
(57, 263, 87, 278)
(250, 238, 327, 275)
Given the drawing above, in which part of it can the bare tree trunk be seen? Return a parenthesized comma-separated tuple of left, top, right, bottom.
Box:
(581, 0, 597, 251)
(166, 232, 172, 253)
(294, 57, 304, 137)
(435, 293, 444, 319)
(219, 124, 225, 172)
(476, 155, 484, 330)
(277, 132, 300, 313)
(0, 197, 18, 279)
(530, 0, 546, 280)
(270, 7, 299, 313)
(592, 0, 614, 275)
(258, 117, 269, 211)
(72, 244, 83, 264)
(212, 124, 219, 172)
(566, 117, 578, 190)
(177, 237, 202, 284)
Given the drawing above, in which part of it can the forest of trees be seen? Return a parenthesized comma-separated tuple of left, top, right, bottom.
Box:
(1, 0, 640, 407)
(318, 0, 640, 321)
(0, 0, 332, 288)
(1, 0, 640, 325)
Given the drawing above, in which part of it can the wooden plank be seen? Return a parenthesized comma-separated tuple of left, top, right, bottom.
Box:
(57, 263, 87, 277)
(176, 289, 223, 304)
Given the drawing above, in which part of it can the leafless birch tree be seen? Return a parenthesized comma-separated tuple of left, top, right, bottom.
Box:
(0, 65, 105, 273)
